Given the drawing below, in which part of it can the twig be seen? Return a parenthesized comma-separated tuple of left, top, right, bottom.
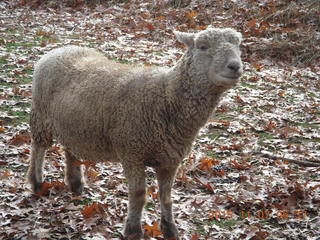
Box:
(251, 152, 320, 167)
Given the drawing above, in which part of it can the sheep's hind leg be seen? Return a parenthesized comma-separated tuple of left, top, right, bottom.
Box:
(156, 166, 179, 240)
(27, 142, 47, 193)
(65, 150, 84, 195)
(123, 164, 146, 240)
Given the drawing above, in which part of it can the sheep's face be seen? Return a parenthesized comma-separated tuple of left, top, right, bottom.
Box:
(175, 27, 243, 89)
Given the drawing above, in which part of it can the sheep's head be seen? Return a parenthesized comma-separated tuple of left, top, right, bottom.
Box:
(174, 27, 243, 90)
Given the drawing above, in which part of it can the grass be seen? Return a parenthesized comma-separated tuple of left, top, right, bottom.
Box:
(207, 132, 221, 140)
(291, 122, 319, 129)
(72, 197, 93, 206)
(0, 59, 8, 65)
(194, 218, 238, 235)
(144, 202, 156, 211)
(240, 82, 258, 89)
(0, 104, 30, 125)
(5, 41, 38, 51)
(258, 132, 275, 140)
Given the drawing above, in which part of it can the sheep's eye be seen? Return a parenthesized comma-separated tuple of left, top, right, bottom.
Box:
(199, 45, 209, 51)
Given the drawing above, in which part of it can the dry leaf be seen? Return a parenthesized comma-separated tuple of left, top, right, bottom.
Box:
(143, 221, 162, 237)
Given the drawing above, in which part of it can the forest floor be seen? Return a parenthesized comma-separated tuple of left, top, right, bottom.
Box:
(0, 0, 319, 239)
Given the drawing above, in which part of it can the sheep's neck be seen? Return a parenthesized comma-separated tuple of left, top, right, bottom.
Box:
(167, 53, 223, 138)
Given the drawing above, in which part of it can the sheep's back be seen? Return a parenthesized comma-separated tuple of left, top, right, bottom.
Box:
(31, 46, 166, 162)
(31, 46, 191, 166)
(31, 46, 131, 161)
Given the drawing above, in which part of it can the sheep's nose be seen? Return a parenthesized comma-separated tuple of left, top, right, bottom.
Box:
(227, 61, 241, 73)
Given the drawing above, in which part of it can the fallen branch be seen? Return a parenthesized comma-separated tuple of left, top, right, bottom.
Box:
(252, 152, 320, 167)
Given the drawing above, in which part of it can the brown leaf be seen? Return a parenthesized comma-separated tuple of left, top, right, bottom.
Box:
(198, 157, 219, 171)
(195, 177, 214, 192)
(191, 234, 200, 240)
(186, 11, 198, 19)
(208, 120, 230, 127)
(278, 91, 285, 97)
(17, 59, 28, 64)
(74, 160, 97, 167)
(9, 133, 31, 146)
(147, 186, 158, 200)
(143, 221, 162, 237)
(264, 121, 277, 131)
(0, 161, 8, 166)
(310, 185, 320, 191)
(220, 144, 242, 151)
(156, 16, 166, 20)
(23, 148, 30, 154)
(252, 231, 269, 240)
(0, 126, 5, 133)
(247, 19, 257, 29)
(82, 202, 108, 219)
(230, 159, 251, 170)
(13, 70, 24, 75)
(0, 169, 13, 179)
(212, 169, 225, 177)
(145, 22, 155, 31)
(86, 167, 99, 181)
(35, 181, 65, 197)
(36, 30, 52, 37)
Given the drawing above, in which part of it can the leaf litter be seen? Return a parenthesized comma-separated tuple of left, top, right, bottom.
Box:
(0, 0, 319, 239)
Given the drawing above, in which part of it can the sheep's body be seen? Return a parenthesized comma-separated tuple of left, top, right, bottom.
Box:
(32, 46, 218, 166)
(28, 27, 243, 240)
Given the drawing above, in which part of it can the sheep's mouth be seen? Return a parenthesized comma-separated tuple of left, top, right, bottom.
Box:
(220, 75, 241, 81)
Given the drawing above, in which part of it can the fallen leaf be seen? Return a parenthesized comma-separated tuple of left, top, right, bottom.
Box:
(82, 202, 108, 219)
(35, 181, 65, 196)
(198, 157, 219, 171)
(144, 221, 162, 237)
(8, 133, 31, 146)
(230, 159, 251, 170)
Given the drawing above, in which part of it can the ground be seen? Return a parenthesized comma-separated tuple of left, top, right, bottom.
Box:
(0, 0, 319, 239)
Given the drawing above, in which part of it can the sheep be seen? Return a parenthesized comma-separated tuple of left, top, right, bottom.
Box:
(27, 27, 243, 240)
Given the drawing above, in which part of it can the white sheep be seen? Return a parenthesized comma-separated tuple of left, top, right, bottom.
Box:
(27, 27, 243, 240)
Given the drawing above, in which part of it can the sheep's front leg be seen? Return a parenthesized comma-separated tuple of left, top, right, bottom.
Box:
(156, 166, 179, 239)
(65, 150, 84, 195)
(123, 165, 146, 240)
(27, 142, 47, 193)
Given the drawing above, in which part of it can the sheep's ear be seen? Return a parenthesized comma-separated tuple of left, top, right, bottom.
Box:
(174, 31, 195, 48)
(235, 31, 243, 44)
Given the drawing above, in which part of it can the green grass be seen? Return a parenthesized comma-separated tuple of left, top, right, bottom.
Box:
(291, 122, 319, 129)
(207, 132, 221, 140)
(0, 59, 8, 65)
(5, 41, 38, 51)
(203, 151, 222, 159)
(232, 106, 245, 113)
(72, 197, 93, 206)
(144, 202, 155, 211)
(240, 82, 258, 89)
(194, 219, 238, 235)
(17, 76, 33, 84)
(0, 104, 30, 125)
(0, 81, 16, 87)
(288, 136, 320, 144)
(307, 92, 317, 98)
(258, 132, 275, 140)
(11, 110, 29, 123)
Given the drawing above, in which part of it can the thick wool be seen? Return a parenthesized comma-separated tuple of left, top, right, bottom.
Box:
(28, 27, 243, 240)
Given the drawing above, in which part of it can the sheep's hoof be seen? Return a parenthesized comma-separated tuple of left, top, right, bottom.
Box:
(28, 175, 43, 193)
(31, 181, 43, 194)
(68, 180, 84, 195)
(124, 223, 143, 240)
(161, 218, 179, 240)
